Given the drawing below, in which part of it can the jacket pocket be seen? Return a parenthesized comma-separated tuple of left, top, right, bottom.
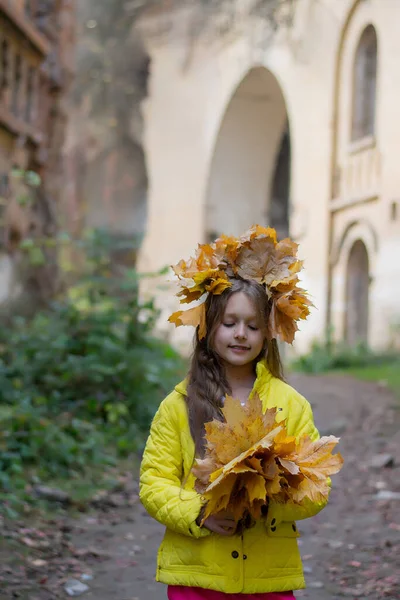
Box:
(265, 520, 300, 538)
(158, 530, 219, 572)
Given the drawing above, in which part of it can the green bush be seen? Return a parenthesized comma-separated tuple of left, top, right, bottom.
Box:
(292, 339, 399, 374)
(0, 229, 185, 504)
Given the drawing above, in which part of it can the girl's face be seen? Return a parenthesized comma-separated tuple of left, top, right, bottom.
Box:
(213, 292, 265, 368)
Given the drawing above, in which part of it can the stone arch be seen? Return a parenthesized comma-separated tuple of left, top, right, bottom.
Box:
(345, 239, 370, 345)
(352, 24, 378, 141)
(205, 66, 290, 241)
(331, 218, 378, 269)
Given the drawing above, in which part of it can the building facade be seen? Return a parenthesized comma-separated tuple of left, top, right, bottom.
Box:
(138, 0, 400, 354)
(0, 0, 75, 304)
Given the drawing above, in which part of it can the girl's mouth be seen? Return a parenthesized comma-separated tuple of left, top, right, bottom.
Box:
(229, 345, 250, 352)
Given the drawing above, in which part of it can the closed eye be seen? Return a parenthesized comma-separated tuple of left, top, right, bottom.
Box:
(223, 322, 259, 331)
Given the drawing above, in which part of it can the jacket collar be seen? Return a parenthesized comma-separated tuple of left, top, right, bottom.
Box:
(174, 358, 273, 398)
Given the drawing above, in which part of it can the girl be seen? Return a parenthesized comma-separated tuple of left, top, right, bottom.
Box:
(140, 226, 329, 599)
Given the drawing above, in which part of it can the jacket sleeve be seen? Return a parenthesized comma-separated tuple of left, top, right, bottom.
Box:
(268, 396, 330, 526)
(139, 396, 210, 539)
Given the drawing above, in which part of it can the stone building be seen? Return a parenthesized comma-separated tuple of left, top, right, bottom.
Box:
(0, 0, 75, 305)
(136, 0, 400, 354)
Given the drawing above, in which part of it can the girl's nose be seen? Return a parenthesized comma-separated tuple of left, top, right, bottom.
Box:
(234, 324, 247, 339)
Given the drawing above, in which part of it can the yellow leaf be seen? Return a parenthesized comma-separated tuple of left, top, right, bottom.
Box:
(204, 426, 282, 492)
(201, 473, 237, 522)
(291, 475, 332, 504)
(203, 397, 281, 467)
(265, 475, 284, 497)
(280, 435, 344, 503)
(168, 302, 207, 339)
(239, 225, 278, 244)
(246, 473, 268, 504)
(269, 284, 313, 344)
(192, 394, 343, 524)
(273, 429, 297, 455)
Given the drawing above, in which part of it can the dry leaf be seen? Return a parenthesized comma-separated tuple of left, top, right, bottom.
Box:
(193, 394, 343, 524)
(269, 280, 313, 344)
(29, 559, 48, 568)
(168, 302, 207, 339)
(239, 225, 278, 244)
(169, 224, 313, 344)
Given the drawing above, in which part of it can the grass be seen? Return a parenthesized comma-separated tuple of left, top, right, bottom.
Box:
(338, 361, 400, 398)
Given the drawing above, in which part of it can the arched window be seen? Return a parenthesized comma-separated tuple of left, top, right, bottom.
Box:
(352, 25, 378, 141)
(345, 239, 370, 345)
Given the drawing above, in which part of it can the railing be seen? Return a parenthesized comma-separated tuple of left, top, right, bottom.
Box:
(0, 24, 44, 145)
(331, 141, 381, 211)
(0, 0, 50, 56)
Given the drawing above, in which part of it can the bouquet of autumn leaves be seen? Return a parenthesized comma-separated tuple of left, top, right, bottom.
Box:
(193, 394, 344, 526)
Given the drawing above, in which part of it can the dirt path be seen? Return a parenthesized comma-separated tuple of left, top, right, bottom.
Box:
(1, 373, 399, 600)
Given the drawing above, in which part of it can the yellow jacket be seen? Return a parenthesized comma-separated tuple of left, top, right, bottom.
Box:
(139, 360, 328, 594)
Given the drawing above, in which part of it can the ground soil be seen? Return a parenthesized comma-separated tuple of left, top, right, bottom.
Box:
(1, 373, 399, 600)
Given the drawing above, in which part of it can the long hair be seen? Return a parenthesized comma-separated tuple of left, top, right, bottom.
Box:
(186, 278, 284, 456)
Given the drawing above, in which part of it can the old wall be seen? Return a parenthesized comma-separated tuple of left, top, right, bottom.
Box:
(137, 0, 400, 354)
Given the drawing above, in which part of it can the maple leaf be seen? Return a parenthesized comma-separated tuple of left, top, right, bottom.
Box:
(268, 281, 313, 344)
(213, 235, 240, 268)
(206, 426, 282, 491)
(169, 224, 315, 345)
(176, 268, 231, 300)
(273, 428, 297, 456)
(168, 302, 207, 339)
(202, 395, 281, 466)
(176, 287, 205, 304)
(204, 274, 232, 295)
(192, 394, 343, 525)
(282, 435, 344, 503)
(270, 238, 303, 284)
(239, 225, 278, 244)
(172, 244, 220, 282)
(235, 235, 301, 290)
(196, 243, 220, 271)
(169, 247, 232, 338)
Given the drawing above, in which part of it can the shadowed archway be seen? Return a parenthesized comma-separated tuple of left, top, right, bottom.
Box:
(205, 67, 290, 241)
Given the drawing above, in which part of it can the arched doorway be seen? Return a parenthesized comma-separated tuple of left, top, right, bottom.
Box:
(205, 67, 290, 241)
(345, 239, 370, 345)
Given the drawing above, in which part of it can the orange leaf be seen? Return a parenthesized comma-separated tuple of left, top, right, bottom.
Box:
(206, 426, 282, 492)
(203, 396, 280, 465)
(282, 435, 344, 503)
(240, 225, 278, 244)
(168, 302, 207, 339)
(201, 472, 237, 522)
(269, 285, 313, 343)
(193, 394, 343, 524)
(177, 288, 204, 304)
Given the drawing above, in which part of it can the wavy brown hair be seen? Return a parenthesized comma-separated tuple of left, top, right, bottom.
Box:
(186, 278, 284, 456)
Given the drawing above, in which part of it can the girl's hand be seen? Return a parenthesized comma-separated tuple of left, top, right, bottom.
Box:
(202, 511, 237, 536)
